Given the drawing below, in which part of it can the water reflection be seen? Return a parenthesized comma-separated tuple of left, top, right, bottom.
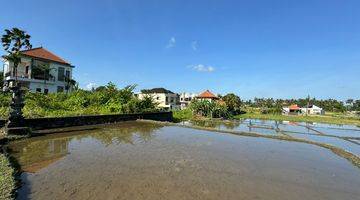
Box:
(8, 121, 163, 173)
(183, 119, 360, 156)
(7, 121, 360, 200)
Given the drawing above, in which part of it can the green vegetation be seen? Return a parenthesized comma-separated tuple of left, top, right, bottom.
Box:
(189, 99, 229, 118)
(173, 108, 193, 122)
(1, 28, 32, 81)
(0, 152, 15, 200)
(0, 83, 158, 119)
(173, 94, 360, 126)
(222, 93, 243, 115)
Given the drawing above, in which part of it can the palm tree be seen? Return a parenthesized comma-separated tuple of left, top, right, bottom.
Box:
(64, 77, 77, 93)
(34, 63, 56, 91)
(1, 28, 32, 84)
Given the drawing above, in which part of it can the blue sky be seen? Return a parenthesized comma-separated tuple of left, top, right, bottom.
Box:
(1, 0, 359, 100)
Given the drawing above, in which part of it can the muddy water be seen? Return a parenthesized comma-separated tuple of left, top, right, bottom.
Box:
(7, 121, 360, 200)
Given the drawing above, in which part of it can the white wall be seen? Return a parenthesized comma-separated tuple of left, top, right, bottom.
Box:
(138, 92, 180, 110)
(3, 56, 73, 93)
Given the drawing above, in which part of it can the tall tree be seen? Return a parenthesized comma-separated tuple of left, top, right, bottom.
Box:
(1, 28, 32, 83)
(65, 77, 77, 93)
(33, 62, 56, 92)
(222, 93, 242, 114)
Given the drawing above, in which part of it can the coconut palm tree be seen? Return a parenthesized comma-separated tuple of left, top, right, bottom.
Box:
(34, 62, 56, 92)
(1, 28, 32, 84)
(64, 77, 77, 93)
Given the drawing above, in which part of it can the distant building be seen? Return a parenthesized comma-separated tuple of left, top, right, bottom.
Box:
(2, 47, 74, 93)
(301, 105, 325, 115)
(179, 92, 197, 109)
(196, 90, 219, 102)
(283, 104, 324, 115)
(282, 104, 301, 115)
(138, 88, 180, 110)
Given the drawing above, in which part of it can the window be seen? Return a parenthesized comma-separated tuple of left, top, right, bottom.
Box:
(65, 70, 70, 79)
(25, 66, 29, 75)
(36, 88, 41, 93)
(44, 88, 49, 94)
(156, 97, 160, 100)
(165, 97, 169, 105)
(57, 86, 64, 93)
(58, 67, 65, 81)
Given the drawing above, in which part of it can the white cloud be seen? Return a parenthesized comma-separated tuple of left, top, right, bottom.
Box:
(191, 41, 198, 50)
(166, 37, 176, 48)
(86, 82, 97, 90)
(189, 64, 215, 72)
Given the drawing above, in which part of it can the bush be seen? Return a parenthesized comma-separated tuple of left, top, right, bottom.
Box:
(173, 108, 193, 122)
(189, 100, 230, 118)
(1, 83, 158, 119)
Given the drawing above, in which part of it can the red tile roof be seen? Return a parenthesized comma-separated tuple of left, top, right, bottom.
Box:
(197, 90, 219, 99)
(289, 104, 300, 110)
(20, 47, 71, 65)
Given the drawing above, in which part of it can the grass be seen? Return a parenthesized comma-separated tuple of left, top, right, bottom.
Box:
(234, 112, 360, 126)
(0, 151, 15, 200)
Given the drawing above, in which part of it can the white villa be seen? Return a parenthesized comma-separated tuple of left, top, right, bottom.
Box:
(2, 47, 74, 94)
(138, 88, 180, 110)
(283, 104, 324, 115)
(179, 92, 198, 110)
(301, 105, 325, 115)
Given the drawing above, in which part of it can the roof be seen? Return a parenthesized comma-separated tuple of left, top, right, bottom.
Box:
(307, 105, 322, 109)
(141, 88, 174, 94)
(197, 90, 219, 99)
(20, 47, 71, 65)
(289, 104, 300, 110)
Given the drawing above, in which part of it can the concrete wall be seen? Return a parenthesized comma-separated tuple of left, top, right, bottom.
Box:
(17, 112, 173, 130)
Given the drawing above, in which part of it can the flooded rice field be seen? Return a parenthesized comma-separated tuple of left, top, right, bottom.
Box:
(185, 119, 360, 156)
(7, 120, 360, 200)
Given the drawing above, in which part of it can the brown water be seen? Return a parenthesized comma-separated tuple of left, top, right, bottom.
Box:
(7, 121, 360, 200)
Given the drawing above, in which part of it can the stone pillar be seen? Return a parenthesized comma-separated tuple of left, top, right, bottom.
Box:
(5, 83, 29, 135)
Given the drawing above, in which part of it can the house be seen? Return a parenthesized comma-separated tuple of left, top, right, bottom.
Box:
(283, 104, 301, 115)
(138, 88, 180, 110)
(179, 92, 198, 109)
(301, 105, 325, 115)
(2, 47, 74, 94)
(283, 104, 325, 115)
(196, 90, 219, 102)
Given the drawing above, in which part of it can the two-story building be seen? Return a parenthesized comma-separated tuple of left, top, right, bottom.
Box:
(2, 47, 74, 93)
(179, 92, 198, 109)
(138, 88, 180, 110)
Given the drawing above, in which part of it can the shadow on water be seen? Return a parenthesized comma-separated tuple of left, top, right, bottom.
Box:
(9, 121, 164, 172)
(6, 121, 164, 200)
